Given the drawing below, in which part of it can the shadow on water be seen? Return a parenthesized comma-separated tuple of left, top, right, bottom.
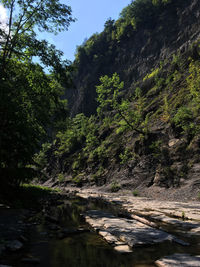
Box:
(3, 196, 200, 267)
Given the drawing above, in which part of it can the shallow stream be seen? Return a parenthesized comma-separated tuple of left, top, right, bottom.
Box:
(3, 196, 200, 267)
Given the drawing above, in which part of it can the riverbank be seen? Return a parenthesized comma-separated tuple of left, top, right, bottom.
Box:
(1, 184, 200, 266)
(64, 186, 200, 265)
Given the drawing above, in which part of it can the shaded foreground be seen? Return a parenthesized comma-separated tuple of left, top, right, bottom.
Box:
(0, 186, 200, 266)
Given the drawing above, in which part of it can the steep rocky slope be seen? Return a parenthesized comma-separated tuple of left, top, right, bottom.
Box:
(40, 0, 200, 201)
(67, 0, 200, 116)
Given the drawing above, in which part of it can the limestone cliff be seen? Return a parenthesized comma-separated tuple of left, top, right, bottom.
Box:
(42, 0, 200, 201)
(67, 0, 200, 117)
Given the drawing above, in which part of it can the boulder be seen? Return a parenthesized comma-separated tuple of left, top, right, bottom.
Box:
(6, 240, 23, 251)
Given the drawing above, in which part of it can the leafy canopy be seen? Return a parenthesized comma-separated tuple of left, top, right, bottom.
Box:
(0, 0, 74, 186)
(0, 0, 75, 73)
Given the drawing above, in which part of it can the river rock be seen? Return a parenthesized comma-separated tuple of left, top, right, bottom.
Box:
(69, 188, 200, 242)
(84, 210, 186, 248)
(168, 139, 180, 147)
(155, 253, 200, 267)
(6, 240, 23, 251)
(98, 230, 118, 244)
(114, 245, 132, 253)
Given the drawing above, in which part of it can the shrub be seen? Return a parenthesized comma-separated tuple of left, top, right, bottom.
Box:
(110, 181, 121, 192)
(119, 148, 133, 165)
(173, 106, 195, 135)
(149, 140, 162, 159)
(132, 190, 139, 196)
(58, 173, 65, 183)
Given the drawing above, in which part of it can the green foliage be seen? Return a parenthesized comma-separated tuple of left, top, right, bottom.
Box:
(72, 173, 85, 186)
(132, 190, 139, 196)
(119, 148, 134, 165)
(96, 73, 146, 134)
(22, 183, 58, 194)
(143, 67, 160, 81)
(84, 116, 99, 152)
(116, 119, 129, 134)
(6, 184, 60, 208)
(89, 140, 109, 165)
(56, 114, 98, 156)
(96, 73, 124, 117)
(0, 0, 74, 73)
(58, 173, 65, 183)
(149, 140, 162, 159)
(173, 107, 196, 135)
(74, 0, 174, 67)
(0, 0, 74, 187)
(34, 143, 51, 169)
(187, 60, 200, 110)
(92, 166, 105, 182)
(110, 181, 121, 192)
(0, 61, 67, 170)
(162, 95, 170, 122)
(56, 114, 87, 154)
(168, 58, 200, 137)
(114, 0, 172, 40)
(181, 211, 186, 220)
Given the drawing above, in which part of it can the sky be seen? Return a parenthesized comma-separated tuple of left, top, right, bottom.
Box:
(0, 0, 131, 62)
(0, 4, 7, 31)
(47, 0, 131, 61)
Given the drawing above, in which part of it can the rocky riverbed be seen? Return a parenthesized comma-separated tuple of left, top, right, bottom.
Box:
(1, 188, 200, 266)
(66, 187, 200, 266)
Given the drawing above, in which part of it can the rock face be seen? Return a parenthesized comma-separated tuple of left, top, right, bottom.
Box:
(67, 0, 200, 116)
(45, 0, 200, 198)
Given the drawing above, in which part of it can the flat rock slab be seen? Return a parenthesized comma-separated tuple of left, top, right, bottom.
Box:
(114, 245, 132, 253)
(84, 210, 186, 249)
(75, 189, 200, 230)
(155, 253, 200, 267)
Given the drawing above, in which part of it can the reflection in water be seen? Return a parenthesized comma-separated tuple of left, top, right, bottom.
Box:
(7, 197, 200, 267)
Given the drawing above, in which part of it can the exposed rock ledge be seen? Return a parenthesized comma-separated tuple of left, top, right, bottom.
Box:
(65, 187, 200, 260)
(84, 210, 188, 253)
(155, 254, 200, 267)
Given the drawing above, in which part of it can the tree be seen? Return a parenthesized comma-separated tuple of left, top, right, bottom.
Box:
(0, 0, 75, 75)
(0, 0, 74, 187)
(96, 73, 146, 134)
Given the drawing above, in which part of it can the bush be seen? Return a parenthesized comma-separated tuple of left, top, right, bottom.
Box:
(132, 190, 139, 196)
(110, 181, 121, 192)
(58, 173, 65, 183)
(173, 106, 195, 135)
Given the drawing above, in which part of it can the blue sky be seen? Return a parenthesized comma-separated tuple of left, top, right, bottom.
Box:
(0, 1, 131, 62)
(50, 0, 131, 61)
